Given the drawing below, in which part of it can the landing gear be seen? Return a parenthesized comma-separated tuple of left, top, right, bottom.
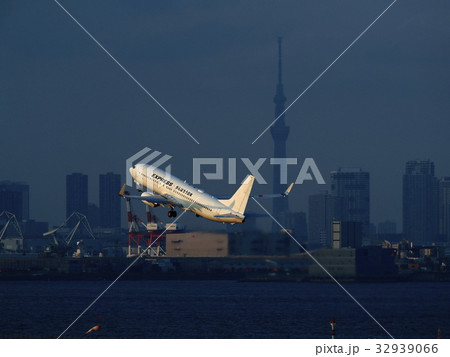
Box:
(168, 210, 177, 218)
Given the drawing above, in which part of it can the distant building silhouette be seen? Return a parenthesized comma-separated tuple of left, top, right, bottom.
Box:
(270, 37, 290, 231)
(22, 220, 49, 239)
(285, 211, 308, 245)
(332, 221, 362, 249)
(402, 160, 438, 244)
(438, 177, 450, 243)
(330, 168, 370, 237)
(88, 203, 100, 229)
(99, 172, 121, 228)
(377, 220, 398, 243)
(0, 181, 29, 221)
(308, 191, 340, 248)
(66, 173, 88, 218)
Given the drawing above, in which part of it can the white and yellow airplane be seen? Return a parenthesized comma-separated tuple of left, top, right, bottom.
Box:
(120, 163, 293, 224)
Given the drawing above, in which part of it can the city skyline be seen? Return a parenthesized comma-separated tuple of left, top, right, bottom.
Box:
(1, 1, 449, 230)
(3, 159, 450, 241)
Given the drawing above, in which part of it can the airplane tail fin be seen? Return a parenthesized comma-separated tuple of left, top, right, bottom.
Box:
(219, 175, 255, 215)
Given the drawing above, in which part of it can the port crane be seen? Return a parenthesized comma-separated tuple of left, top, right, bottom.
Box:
(122, 189, 167, 257)
(0, 211, 24, 250)
(43, 211, 95, 255)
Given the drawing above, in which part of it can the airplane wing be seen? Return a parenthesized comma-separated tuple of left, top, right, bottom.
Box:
(216, 183, 294, 200)
(253, 182, 294, 199)
(121, 194, 172, 205)
(214, 213, 244, 219)
(118, 184, 172, 205)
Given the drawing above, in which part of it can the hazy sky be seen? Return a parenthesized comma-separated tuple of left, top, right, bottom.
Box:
(1, 0, 449, 231)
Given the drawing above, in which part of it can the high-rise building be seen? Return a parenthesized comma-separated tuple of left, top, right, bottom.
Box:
(0, 181, 29, 221)
(271, 37, 290, 230)
(332, 221, 362, 249)
(308, 191, 340, 247)
(99, 172, 121, 228)
(330, 168, 370, 237)
(66, 173, 88, 217)
(438, 177, 450, 243)
(402, 160, 438, 244)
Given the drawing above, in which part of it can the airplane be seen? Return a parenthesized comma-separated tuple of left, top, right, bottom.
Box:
(120, 163, 293, 224)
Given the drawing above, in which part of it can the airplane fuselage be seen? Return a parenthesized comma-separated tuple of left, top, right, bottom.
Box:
(130, 164, 246, 223)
